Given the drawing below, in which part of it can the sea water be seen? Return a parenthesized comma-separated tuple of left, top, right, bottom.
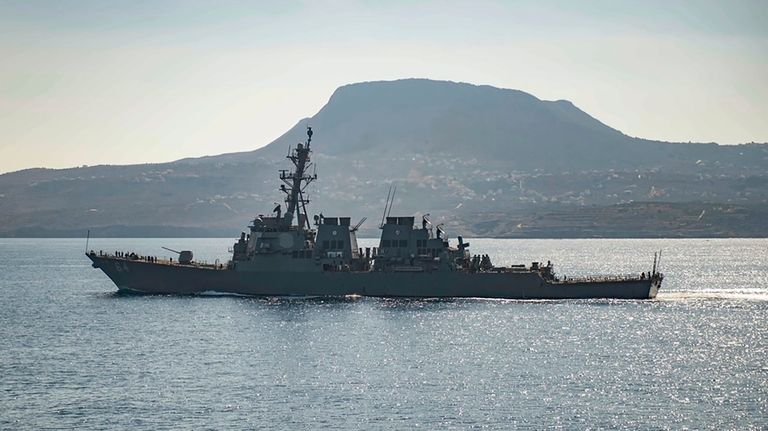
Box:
(0, 238, 766, 429)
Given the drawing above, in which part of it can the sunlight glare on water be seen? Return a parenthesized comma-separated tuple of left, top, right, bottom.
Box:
(0, 238, 766, 430)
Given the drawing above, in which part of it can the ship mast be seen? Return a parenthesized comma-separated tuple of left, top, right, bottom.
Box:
(278, 126, 317, 230)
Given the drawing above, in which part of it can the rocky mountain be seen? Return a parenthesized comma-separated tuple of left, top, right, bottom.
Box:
(1, 79, 767, 237)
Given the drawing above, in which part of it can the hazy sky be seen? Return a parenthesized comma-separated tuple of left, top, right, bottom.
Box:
(1, 0, 766, 174)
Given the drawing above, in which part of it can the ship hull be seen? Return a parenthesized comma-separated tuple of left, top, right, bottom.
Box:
(89, 255, 661, 300)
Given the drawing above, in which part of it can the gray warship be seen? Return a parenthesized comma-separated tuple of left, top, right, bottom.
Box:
(88, 127, 663, 299)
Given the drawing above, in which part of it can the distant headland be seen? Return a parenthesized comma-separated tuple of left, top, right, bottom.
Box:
(1, 79, 766, 238)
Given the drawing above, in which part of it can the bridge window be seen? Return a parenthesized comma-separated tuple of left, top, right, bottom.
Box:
(322, 240, 329, 250)
(398, 240, 407, 247)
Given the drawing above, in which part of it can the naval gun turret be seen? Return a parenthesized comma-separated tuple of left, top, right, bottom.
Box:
(162, 247, 193, 265)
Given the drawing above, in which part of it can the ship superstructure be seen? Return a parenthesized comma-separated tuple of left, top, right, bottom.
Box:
(88, 127, 663, 299)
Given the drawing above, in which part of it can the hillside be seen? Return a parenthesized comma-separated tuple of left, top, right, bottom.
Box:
(1, 79, 767, 238)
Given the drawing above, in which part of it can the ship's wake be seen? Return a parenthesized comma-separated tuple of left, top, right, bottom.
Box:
(657, 289, 768, 302)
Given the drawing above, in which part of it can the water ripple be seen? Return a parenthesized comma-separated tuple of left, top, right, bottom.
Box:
(0, 238, 766, 430)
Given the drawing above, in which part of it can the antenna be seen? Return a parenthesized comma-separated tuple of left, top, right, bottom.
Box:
(298, 189, 310, 229)
(84, 229, 90, 254)
(386, 185, 397, 218)
(657, 249, 662, 274)
(379, 185, 393, 228)
(652, 252, 657, 275)
(351, 217, 367, 232)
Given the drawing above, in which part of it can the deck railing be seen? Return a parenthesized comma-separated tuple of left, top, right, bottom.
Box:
(90, 250, 226, 270)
